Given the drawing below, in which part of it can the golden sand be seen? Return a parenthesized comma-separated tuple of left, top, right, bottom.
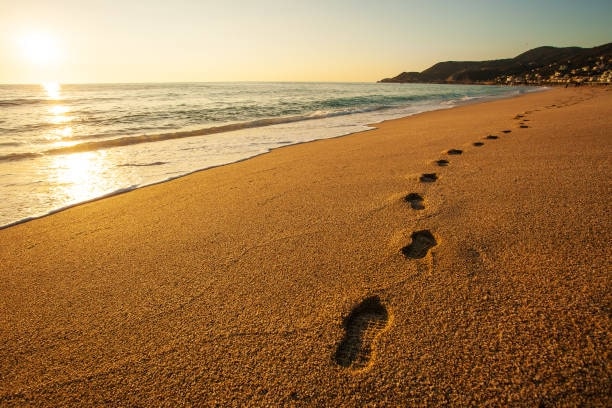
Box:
(1, 87, 610, 406)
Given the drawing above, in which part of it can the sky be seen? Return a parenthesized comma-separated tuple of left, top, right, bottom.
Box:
(0, 0, 610, 84)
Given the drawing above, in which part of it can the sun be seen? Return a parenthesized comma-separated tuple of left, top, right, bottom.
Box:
(18, 31, 63, 66)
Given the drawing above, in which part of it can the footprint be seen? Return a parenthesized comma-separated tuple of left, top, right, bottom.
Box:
(436, 159, 449, 166)
(419, 173, 438, 183)
(501, 130, 512, 134)
(447, 149, 463, 155)
(334, 296, 390, 371)
(405, 193, 425, 210)
(401, 230, 437, 259)
(473, 142, 484, 147)
(485, 135, 498, 140)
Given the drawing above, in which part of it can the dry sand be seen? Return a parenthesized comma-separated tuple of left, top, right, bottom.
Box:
(1, 87, 610, 406)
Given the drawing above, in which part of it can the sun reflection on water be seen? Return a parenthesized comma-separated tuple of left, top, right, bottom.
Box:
(49, 104, 69, 116)
(43, 82, 61, 100)
(42, 82, 75, 143)
(49, 152, 112, 205)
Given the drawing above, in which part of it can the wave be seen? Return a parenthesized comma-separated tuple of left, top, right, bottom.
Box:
(320, 93, 426, 109)
(0, 107, 396, 162)
(0, 152, 43, 161)
(0, 96, 123, 108)
(0, 84, 534, 164)
(0, 98, 52, 107)
(1, 121, 69, 134)
(118, 161, 168, 167)
(0, 142, 23, 147)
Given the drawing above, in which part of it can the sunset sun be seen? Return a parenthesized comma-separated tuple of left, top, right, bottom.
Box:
(18, 31, 63, 66)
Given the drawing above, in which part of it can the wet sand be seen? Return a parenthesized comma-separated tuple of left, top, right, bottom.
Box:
(1, 87, 610, 406)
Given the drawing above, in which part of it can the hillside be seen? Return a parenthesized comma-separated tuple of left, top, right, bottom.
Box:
(379, 43, 612, 85)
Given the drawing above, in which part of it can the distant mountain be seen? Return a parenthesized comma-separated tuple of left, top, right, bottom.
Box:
(379, 43, 612, 85)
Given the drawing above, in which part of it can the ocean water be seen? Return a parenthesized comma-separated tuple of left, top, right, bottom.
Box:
(0, 82, 536, 227)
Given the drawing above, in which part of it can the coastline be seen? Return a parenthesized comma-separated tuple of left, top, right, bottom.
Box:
(1, 87, 610, 405)
(0, 84, 541, 229)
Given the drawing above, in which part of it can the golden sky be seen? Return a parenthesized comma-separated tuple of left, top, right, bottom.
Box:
(1, 0, 610, 84)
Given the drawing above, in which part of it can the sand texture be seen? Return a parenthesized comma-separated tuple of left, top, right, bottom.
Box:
(1, 87, 611, 406)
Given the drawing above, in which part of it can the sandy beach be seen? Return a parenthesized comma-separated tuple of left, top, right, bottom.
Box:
(1, 87, 610, 406)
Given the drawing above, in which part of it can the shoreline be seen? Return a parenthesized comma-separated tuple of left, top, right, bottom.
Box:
(1, 85, 543, 230)
(1, 87, 610, 405)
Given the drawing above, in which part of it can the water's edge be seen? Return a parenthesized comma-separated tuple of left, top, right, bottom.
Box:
(1, 86, 545, 230)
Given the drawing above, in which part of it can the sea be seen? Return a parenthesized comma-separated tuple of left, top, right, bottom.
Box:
(0, 82, 538, 228)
